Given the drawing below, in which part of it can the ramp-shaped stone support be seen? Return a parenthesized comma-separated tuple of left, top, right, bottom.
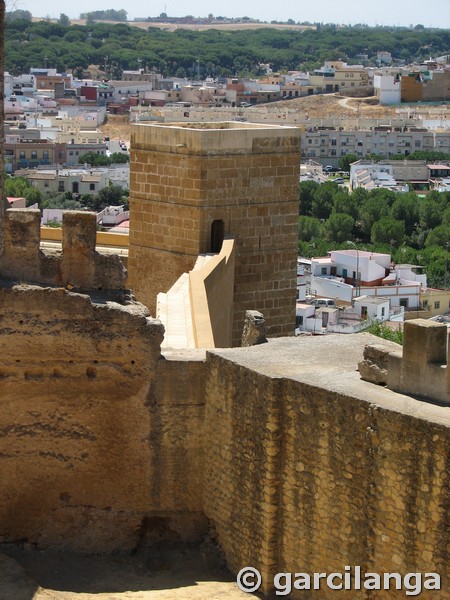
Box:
(359, 319, 450, 405)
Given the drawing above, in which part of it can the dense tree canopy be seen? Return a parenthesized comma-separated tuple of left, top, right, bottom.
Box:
(4, 20, 450, 76)
(298, 181, 450, 289)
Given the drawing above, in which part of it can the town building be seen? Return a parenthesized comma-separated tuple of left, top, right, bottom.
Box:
(374, 68, 450, 104)
(14, 167, 111, 196)
(302, 127, 450, 163)
(310, 250, 426, 310)
(308, 61, 370, 94)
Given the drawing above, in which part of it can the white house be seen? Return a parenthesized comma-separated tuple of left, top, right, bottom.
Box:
(373, 73, 401, 105)
(311, 250, 426, 310)
(353, 296, 404, 322)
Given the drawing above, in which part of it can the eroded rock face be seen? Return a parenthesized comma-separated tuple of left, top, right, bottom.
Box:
(358, 343, 394, 385)
(0, 285, 164, 552)
(241, 310, 268, 347)
(0, 210, 127, 290)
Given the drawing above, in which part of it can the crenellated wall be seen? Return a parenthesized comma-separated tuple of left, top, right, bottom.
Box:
(0, 285, 208, 551)
(0, 285, 163, 551)
(0, 209, 126, 290)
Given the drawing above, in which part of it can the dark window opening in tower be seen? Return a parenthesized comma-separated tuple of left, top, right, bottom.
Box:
(210, 220, 224, 253)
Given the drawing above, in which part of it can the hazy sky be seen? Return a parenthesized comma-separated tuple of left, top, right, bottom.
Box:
(9, 0, 450, 28)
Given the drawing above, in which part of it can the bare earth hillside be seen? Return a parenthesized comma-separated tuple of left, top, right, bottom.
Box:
(99, 95, 398, 143)
(33, 17, 314, 33)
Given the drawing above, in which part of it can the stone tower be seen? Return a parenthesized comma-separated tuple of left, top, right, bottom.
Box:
(128, 122, 301, 345)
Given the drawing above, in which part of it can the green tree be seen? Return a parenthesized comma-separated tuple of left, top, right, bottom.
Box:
(59, 14, 70, 27)
(311, 183, 335, 220)
(424, 224, 450, 248)
(109, 152, 129, 164)
(338, 153, 358, 171)
(97, 184, 127, 208)
(358, 195, 391, 241)
(390, 192, 420, 237)
(299, 180, 319, 216)
(78, 152, 111, 166)
(299, 215, 322, 242)
(332, 190, 359, 220)
(418, 193, 445, 230)
(323, 212, 355, 243)
(371, 217, 405, 246)
(419, 245, 448, 288)
(6, 9, 32, 21)
(24, 187, 43, 207)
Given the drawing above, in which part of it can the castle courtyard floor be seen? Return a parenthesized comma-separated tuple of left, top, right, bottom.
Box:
(0, 544, 262, 599)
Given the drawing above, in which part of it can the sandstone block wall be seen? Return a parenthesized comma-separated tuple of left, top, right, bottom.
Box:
(279, 381, 449, 599)
(135, 349, 209, 544)
(0, 286, 208, 551)
(203, 354, 283, 593)
(0, 209, 126, 290)
(0, 281, 448, 598)
(0, 286, 163, 551)
(128, 122, 300, 344)
(203, 338, 449, 599)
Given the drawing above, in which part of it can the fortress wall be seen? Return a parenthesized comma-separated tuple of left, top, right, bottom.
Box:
(280, 379, 449, 599)
(0, 281, 448, 594)
(0, 210, 126, 290)
(0, 285, 164, 552)
(203, 343, 449, 599)
(147, 351, 209, 541)
(279, 382, 372, 600)
(203, 353, 283, 594)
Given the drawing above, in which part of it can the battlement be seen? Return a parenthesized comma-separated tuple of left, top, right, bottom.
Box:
(0, 208, 126, 290)
(359, 319, 450, 405)
(131, 121, 301, 156)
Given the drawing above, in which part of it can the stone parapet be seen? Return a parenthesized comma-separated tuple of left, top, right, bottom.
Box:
(131, 121, 300, 156)
(0, 285, 163, 551)
(359, 319, 450, 405)
(0, 209, 127, 291)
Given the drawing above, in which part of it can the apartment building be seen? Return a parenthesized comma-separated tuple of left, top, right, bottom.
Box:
(308, 61, 370, 94)
(4, 138, 54, 173)
(301, 127, 450, 163)
(311, 250, 426, 309)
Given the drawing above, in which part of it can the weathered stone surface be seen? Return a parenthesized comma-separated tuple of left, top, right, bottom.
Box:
(359, 322, 450, 405)
(0, 283, 448, 600)
(0, 284, 164, 552)
(204, 334, 449, 599)
(128, 122, 300, 342)
(358, 341, 402, 385)
(241, 310, 268, 346)
(0, 209, 127, 290)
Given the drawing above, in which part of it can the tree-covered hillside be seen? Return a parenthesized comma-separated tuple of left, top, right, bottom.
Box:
(4, 20, 450, 77)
